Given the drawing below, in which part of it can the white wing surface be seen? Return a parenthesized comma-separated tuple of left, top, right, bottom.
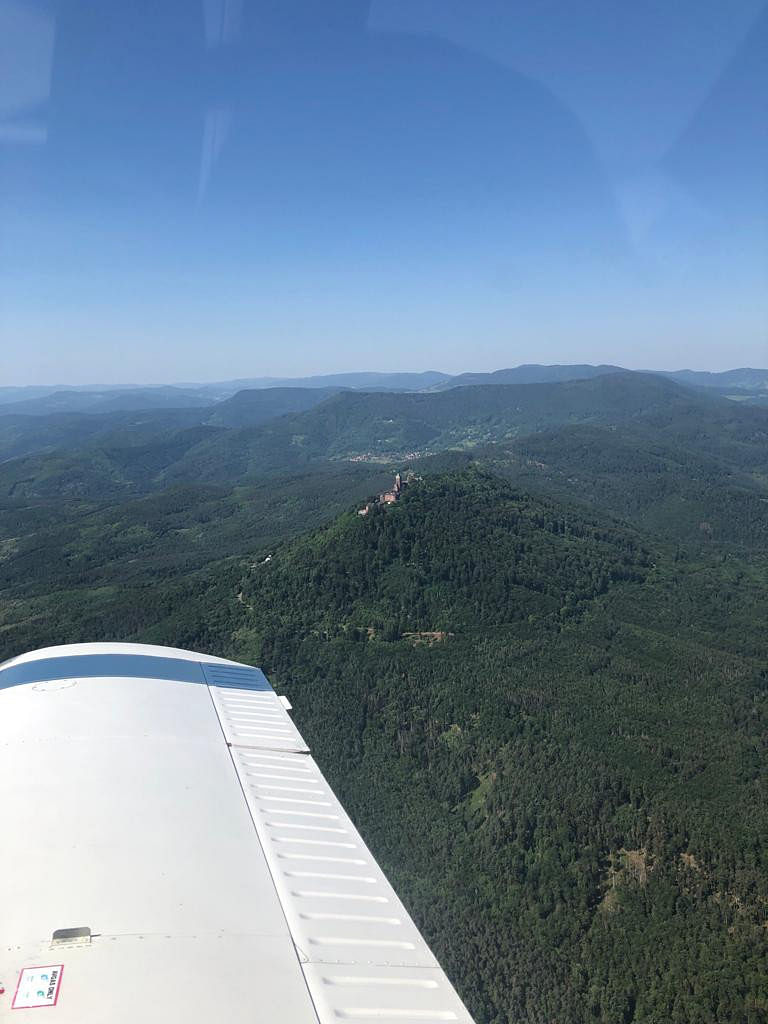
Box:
(0, 643, 474, 1024)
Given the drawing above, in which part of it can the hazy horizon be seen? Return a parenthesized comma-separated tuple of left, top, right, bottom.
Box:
(2, 359, 768, 391)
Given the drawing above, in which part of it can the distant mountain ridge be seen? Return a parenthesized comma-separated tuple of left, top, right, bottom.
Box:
(433, 363, 625, 389)
(654, 367, 768, 391)
(4, 371, 768, 500)
(185, 370, 451, 395)
(3, 367, 768, 494)
(3, 364, 768, 418)
(0, 387, 215, 417)
(436, 364, 768, 393)
(4, 363, 768, 414)
(0, 373, 450, 415)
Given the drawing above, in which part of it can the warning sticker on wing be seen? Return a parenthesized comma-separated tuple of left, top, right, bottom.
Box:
(12, 965, 63, 1009)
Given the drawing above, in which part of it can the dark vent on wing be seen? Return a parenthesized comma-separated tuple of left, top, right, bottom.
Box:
(200, 662, 272, 691)
(52, 927, 91, 946)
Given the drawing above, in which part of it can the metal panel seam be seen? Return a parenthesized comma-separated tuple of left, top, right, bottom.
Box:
(202, 668, 322, 1024)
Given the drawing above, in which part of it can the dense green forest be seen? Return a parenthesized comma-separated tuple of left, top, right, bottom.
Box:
(1, 374, 767, 1022)
(229, 473, 768, 1024)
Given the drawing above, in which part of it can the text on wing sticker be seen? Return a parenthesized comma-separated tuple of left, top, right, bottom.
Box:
(12, 966, 64, 1009)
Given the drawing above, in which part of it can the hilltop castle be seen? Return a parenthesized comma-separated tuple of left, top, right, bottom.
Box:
(358, 472, 413, 515)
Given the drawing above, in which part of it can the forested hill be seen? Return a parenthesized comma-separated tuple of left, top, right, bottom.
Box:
(238, 470, 650, 639)
(222, 471, 767, 1024)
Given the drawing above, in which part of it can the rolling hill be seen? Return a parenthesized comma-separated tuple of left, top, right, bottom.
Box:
(192, 370, 451, 392)
(0, 386, 215, 416)
(234, 474, 768, 1023)
(0, 370, 451, 413)
(657, 367, 768, 392)
(434, 362, 624, 389)
(203, 386, 342, 427)
(0, 407, 208, 464)
(4, 372, 768, 500)
(494, 423, 768, 551)
(0, 387, 339, 466)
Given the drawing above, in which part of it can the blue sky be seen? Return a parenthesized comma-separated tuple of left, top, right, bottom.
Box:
(1, 0, 765, 385)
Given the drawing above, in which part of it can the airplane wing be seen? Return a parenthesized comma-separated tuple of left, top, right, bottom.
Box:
(0, 642, 474, 1023)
